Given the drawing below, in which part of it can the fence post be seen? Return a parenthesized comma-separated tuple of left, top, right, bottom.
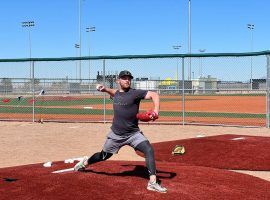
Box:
(103, 59, 106, 123)
(32, 61, 35, 122)
(266, 55, 270, 128)
(182, 57, 185, 126)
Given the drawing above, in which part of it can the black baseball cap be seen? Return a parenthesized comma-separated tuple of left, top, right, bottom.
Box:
(118, 70, 133, 79)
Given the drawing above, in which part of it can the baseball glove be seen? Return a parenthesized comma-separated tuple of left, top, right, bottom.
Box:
(136, 110, 158, 122)
(172, 145, 185, 155)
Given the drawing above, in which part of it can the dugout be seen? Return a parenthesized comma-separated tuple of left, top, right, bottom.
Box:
(252, 79, 266, 90)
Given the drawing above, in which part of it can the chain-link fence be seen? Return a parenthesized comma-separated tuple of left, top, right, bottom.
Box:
(0, 51, 270, 127)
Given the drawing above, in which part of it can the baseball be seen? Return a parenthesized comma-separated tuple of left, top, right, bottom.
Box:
(96, 84, 102, 91)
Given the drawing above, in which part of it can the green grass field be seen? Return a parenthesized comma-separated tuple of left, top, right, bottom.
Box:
(0, 96, 266, 120)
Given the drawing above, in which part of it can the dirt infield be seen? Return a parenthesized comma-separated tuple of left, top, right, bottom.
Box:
(25, 95, 267, 113)
(161, 95, 265, 113)
(0, 121, 269, 182)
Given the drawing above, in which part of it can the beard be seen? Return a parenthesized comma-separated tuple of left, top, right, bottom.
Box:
(119, 81, 131, 90)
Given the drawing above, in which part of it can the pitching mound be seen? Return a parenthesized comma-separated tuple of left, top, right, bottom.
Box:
(1, 160, 270, 199)
(142, 134, 270, 170)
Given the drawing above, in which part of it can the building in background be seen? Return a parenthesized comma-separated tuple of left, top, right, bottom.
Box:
(192, 75, 217, 94)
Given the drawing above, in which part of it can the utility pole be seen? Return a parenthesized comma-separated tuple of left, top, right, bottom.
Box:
(21, 21, 35, 81)
(247, 23, 255, 90)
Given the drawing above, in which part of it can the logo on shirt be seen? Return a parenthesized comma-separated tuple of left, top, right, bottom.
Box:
(114, 95, 128, 106)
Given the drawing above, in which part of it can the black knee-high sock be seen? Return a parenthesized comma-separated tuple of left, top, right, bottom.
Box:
(135, 141, 156, 176)
(87, 150, 113, 165)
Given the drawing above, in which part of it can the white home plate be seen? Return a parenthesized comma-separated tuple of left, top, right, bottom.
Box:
(231, 137, 245, 141)
(52, 168, 74, 174)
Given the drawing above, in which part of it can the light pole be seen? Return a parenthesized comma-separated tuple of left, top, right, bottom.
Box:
(86, 26, 95, 81)
(78, 0, 83, 82)
(198, 49, 206, 77)
(21, 21, 35, 80)
(173, 45, 181, 81)
(75, 43, 80, 79)
(188, 0, 191, 80)
(247, 24, 254, 90)
(22, 21, 35, 122)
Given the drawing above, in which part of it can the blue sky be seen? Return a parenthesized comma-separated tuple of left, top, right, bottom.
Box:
(0, 0, 269, 59)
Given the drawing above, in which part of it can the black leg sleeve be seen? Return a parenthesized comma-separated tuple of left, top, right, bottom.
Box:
(135, 140, 156, 176)
(87, 150, 113, 165)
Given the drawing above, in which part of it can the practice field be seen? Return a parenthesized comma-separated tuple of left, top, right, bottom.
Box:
(0, 94, 266, 126)
(0, 122, 270, 199)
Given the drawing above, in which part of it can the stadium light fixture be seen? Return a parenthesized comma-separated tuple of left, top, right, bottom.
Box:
(86, 26, 96, 32)
(173, 45, 181, 50)
(198, 49, 206, 77)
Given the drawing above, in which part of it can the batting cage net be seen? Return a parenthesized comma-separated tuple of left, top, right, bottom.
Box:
(0, 51, 270, 127)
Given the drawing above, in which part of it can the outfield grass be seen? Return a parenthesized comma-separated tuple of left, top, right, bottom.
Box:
(0, 97, 112, 106)
(0, 97, 196, 106)
(0, 95, 265, 119)
(0, 106, 265, 119)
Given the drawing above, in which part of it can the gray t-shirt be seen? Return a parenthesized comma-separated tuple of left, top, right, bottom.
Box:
(111, 88, 147, 135)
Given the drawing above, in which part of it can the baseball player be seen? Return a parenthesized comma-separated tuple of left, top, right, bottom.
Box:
(74, 70, 167, 193)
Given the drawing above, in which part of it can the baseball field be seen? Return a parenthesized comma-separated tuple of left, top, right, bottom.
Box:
(1, 0, 270, 198)
(0, 94, 266, 126)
